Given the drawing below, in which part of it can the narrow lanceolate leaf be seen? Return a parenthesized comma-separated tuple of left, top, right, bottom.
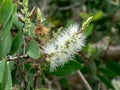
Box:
(0, 33, 12, 59)
(0, 4, 17, 40)
(98, 67, 117, 77)
(0, 60, 12, 90)
(0, 61, 6, 84)
(93, 11, 103, 21)
(0, 0, 13, 26)
(10, 30, 23, 55)
(97, 74, 113, 89)
(106, 61, 120, 75)
(4, 62, 12, 90)
(26, 40, 40, 59)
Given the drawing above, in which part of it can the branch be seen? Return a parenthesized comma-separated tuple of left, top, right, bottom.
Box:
(43, 75, 52, 90)
(8, 54, 28, 60)
(77, 70, 92, 90)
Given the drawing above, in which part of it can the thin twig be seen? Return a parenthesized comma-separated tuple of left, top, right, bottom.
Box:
(58, 3, 80, 10)
(43, 75, 52, 90)
(77, 70, 92, 90)
(33, 62, 40, 89)
(101, 41, 111, 58)
(8, 54, 28, 60)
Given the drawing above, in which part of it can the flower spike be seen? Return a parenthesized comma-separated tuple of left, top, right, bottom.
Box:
(42, 16, 93, 71)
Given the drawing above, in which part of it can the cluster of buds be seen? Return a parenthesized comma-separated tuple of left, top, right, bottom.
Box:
(42, 16, 93, 72)
(19, 0, 31, 35)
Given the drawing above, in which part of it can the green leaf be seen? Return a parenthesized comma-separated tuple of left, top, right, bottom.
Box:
(0, 4, 17, 40)
(0, 0, 13, 26)
(0, 61, 6, 83)
(79, 13, 92, 20)
(0, 33, 12, 59)
(85, 24, 94, 37)
(1, 60, 8, 90)
(106, 61, 120, 75)
(97, 74, 113, 89)
(10, 30, 23, 54)
(48, 60, 83, 76)
(13, 13, 24, 31)
(89, 60, 97, 75)
(98, 66, 117, 77)
(4, 62, 12, 90)
(93, 11, 103, 21)
(26, 40, 40, 59)
(0, 15, 13, 40)
(0, 60, 12, 90)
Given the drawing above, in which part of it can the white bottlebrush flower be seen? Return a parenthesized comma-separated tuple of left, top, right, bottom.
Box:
(42, 23, 86, 72)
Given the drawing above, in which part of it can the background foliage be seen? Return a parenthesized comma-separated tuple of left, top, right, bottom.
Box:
(0, 0, 120, 90)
